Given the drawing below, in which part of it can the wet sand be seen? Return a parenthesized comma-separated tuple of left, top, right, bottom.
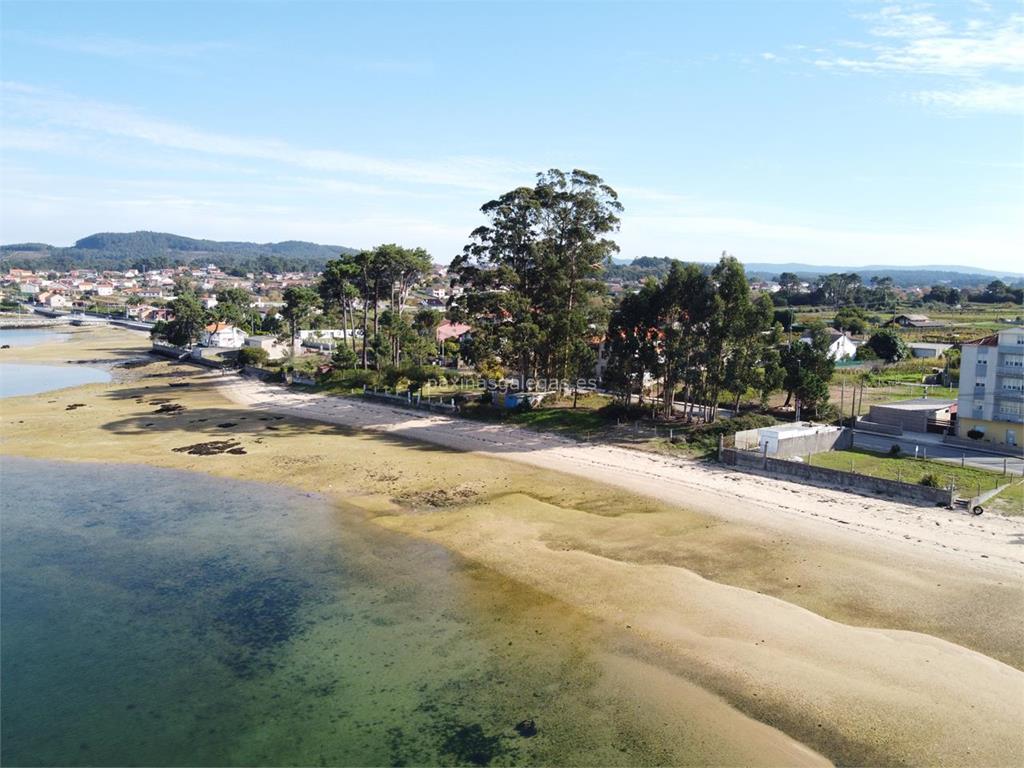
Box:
(2, 326, 1023, 766)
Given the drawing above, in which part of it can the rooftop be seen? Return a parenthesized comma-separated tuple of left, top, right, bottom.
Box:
(759, 422, 838, 435)
(871, 398, 956, 412)
(908, 342, 953, 351)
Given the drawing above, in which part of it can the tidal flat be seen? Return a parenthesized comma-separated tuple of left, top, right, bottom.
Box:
(1, 326, 1022, 766)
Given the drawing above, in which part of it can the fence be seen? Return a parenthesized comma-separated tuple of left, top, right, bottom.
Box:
(363, 388, 459, 414)
(720, 446, 955, 507)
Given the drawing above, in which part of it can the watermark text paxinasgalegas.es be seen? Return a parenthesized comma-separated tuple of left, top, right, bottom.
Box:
(424, 377, 599, 392)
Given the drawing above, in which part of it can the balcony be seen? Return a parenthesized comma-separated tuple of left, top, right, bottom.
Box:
(997, 365, 1024, 377)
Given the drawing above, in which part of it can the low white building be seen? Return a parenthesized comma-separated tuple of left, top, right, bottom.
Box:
(908, 342, 953, 359)
(244, 335, 287, 360)
(297, 329, 359, 341)
(800, 328, 858, 361)
(751, 422, 847, 458)
(201, 322, 247, 348)
(45, 293, 71, 309)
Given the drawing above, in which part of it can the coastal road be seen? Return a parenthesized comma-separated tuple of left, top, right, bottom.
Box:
(851, 430, 1024, 476)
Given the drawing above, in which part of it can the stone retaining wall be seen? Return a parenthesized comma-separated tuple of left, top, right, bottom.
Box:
(721, 447, 954, 507)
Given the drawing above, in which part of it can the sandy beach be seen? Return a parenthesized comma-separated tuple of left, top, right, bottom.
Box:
(2, 326, 1023, 766)
(220, 376, 1024, 579)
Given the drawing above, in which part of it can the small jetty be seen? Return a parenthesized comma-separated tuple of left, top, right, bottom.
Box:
(0, 314, 71, 330)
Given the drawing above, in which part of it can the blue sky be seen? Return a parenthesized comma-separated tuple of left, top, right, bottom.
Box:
(1, 0, 1021, 269)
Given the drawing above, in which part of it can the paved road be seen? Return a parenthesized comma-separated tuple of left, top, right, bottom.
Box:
(852, 430, 1024, 476)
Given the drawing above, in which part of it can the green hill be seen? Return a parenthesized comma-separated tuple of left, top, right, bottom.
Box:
(1, 231, 358, 274)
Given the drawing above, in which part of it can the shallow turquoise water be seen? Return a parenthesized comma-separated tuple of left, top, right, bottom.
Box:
(0, 457, 664, 767)
(0, 362, 111, 398)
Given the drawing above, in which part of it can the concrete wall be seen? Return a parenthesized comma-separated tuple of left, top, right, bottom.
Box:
(772, 427, 851, 458)
(151, 342, 189, 358)
(867, 405, 935, 433)
(150, 342, 225, 369)
(242, 366, 275, 380)
(734, 426, 851, 457)
(854, 418, 903, 436)
(721, 448, 954, 507)
(947, 422, 1024, 454)
(733, 428, 761, 450)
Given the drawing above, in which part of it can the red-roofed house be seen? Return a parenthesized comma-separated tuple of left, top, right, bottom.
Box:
(436, 321, 472, 344)
(201, 322, 247, 348)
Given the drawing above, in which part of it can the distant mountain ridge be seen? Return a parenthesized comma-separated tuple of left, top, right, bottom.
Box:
(607, 256, 1022, 288)
(738, 261, 1024, 279)
(0, 231, 358, 273)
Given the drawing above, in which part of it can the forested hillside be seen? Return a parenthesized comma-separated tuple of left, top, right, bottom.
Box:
(607, 256, 1022, 289)
(0, 231, 358, 274)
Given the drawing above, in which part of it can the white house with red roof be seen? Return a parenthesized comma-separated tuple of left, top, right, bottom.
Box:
(200, 322, 247, 348)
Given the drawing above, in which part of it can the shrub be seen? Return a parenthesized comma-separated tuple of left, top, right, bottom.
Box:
(325, 368, 378, 390)
(866, 329, 910, 363)
(814, 402, 841, 423)
(598, 402, 649, 421)
(889, 444, 901, 456)
(331, 345, 358, 369)
(237, 346, 269, 367)
(919, 473, 941, 488)
(346, 369, 379, 389)
(855, 344, 880, 361)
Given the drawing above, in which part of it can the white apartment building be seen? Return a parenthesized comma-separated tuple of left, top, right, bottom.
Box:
(957, 326, 1024, 448)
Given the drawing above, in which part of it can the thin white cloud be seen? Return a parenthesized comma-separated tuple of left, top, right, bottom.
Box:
(912, 83, 1024, 113)
(814, 12, 1024, 76)
(861, 6, 952, 40)
(806, 4, 1024, 114)
(0, 81, 535, 192)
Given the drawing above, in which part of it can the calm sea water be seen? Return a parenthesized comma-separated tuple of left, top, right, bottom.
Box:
(0, 327, 70, 347)
(0, 457, 664, 767)
(0, 363, 111, 398)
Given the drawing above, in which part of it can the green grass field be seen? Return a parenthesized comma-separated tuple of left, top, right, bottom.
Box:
(809, 448, 1022, 512)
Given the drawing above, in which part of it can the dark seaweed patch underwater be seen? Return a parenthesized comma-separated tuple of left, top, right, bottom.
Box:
(0, 456, 678, 767)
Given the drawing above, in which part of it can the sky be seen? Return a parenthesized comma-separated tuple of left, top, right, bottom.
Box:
(1, 0, 1022, 270)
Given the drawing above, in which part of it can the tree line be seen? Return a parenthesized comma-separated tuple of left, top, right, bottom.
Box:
(152, 245, 443, 373)
(448, 170, 836, 420)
